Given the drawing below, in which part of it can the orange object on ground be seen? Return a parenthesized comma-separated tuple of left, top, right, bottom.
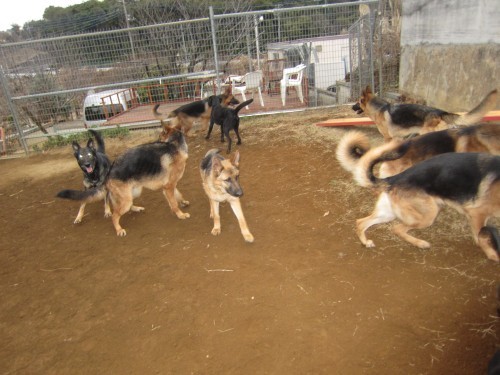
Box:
(315, 110, 500, 127)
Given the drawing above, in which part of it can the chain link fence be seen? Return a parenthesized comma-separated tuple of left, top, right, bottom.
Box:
(0, 0, 400, 157)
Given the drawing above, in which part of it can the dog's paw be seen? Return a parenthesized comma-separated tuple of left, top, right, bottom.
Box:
(117, 229, 127, 237)
(365, 240, 375, 248)
(416, 240, 431, 249)
(243, 233, 254, 243)
(177, 212, 190, 219)
(73, 218, 82, 224)
(179, 200, 190, 207)
(486, 251, 500, 263)
(131, 205, 145, 212)
(211, 227, 221, 236)
(104, 211, 112, 218)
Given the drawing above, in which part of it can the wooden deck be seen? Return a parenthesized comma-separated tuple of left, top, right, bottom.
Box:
(104, 89, 308, 127)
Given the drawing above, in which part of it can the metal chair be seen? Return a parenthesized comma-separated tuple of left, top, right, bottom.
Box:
(232, 71, 265, 109)
(280, 64, 307, 106)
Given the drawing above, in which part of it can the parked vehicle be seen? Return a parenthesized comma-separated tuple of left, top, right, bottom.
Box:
(83, 88, 136, 128)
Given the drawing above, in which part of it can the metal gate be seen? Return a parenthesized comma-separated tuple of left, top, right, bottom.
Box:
(0, 1, 388, 158)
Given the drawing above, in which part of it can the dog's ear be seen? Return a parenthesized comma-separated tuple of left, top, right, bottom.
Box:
(72, 141, 80, 152)
(231, 150, 240, 167)
(212, 156, 223, 175)
(364, 86, 372, 94)
(224, 85, 232, 95)
(87, 138, 94, 149)
(158, 121, 174, 141)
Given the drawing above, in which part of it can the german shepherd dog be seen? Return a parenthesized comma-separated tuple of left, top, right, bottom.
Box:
(200, 148, 254, 242)
(352, 152, 500, 261)
(352, 86, 497, 141)
(153, 86, 239, 136)
(57, 129, 111, 224)
(58, 123, 190, 236)
(336, 122, 500, 179)
(206, 96, 254, 153)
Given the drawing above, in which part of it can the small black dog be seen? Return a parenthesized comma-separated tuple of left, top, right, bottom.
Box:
(206, 96, 253, 153)
(58, 129, 112, 223)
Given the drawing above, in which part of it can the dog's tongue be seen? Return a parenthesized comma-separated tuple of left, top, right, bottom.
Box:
(86, 166, 94, 173)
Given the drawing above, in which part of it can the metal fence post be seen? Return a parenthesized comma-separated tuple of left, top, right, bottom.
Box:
(0, 65, 29, 155)
(209, 6, 221, 94)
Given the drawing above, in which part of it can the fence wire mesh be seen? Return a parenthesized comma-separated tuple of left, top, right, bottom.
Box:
(0, 0, 400, 157)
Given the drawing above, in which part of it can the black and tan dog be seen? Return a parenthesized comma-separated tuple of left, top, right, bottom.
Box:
(351, 152, 500, 261)
(153, 86, 239, 135)
(337, 122, 500, 179)
(352, 86, 497, 141)
(58, 123, 190, 236)
(206, 96, 254, 153)
(57, 129, 111, 224)
(200, 148, 254, 242)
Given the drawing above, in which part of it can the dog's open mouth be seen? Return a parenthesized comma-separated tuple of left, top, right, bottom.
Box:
(85, 165, 94, 173)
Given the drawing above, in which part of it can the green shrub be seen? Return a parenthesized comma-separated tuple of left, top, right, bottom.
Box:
(32, 127, 130, 152)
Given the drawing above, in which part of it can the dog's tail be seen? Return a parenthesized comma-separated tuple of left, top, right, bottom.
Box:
(234, 99, 254, 113)
(153, 104, 175, 121)
(353, 139, 409, 187)
(204, 148, 221, 159)
(88, 129, 106, 154)
(56, 186, 106, 203)
(443, 89, 498, 126)
(336, 131, 372, 173)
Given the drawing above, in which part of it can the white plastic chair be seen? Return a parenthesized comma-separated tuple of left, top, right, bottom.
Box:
(280, 64, 307, 106)
(232, 71, 265, 109)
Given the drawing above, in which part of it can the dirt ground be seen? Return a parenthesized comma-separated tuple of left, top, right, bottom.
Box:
(1, 107, 499, 374)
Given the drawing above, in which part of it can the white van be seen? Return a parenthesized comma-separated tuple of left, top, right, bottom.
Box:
(83, 88, 136, 128)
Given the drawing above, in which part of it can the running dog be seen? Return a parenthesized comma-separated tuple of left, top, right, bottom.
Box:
(336, 122, 500, 179)
(206, 96, 254, 153)
(57, 129, 111, 224)
(153, 86, 239, 135)
(200, 148, 254, 242)
(352, 86, 497, 141)
(352, 152, 500, 261)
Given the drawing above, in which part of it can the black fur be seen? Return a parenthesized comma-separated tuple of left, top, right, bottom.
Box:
(57, 129, 111, 198)
(206, 97, 254, 153)
(480, 226, 500, 253)
(383, 153, 500, 203)
(111, 130, 187, 181)
(388, 128, 457, 160)
(388, 104, 449, 129)
(172, 101, 208, 117)
(56, 129, 112, 223)
(158, 93, 239, 118)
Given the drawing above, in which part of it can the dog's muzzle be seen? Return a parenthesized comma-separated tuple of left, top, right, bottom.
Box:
(228, 185, 243, 198)
(352, 103, 363, 115)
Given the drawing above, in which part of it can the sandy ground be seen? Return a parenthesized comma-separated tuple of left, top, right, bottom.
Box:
(1, 107, 499, 374)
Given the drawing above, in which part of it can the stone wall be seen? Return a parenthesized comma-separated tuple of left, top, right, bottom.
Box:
(400, 0, 499, 111)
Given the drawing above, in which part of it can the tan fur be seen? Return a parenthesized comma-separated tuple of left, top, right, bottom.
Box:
(108, 123, 189, 237)
(74, 189, 110, 224)
(336, 123, 500, 180)
(353, 153, 500, 262)
(200, 149, 254, 243)
(154, 86, 236, 136)
(355, 86, 498, 141)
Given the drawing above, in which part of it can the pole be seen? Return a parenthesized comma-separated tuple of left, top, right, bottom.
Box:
(209, 6, 221, 94)
(253, 15, 261, 70)
(122, 0, 137, 60)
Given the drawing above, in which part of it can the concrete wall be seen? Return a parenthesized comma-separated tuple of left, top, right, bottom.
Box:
(399, 0, 499, 111)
